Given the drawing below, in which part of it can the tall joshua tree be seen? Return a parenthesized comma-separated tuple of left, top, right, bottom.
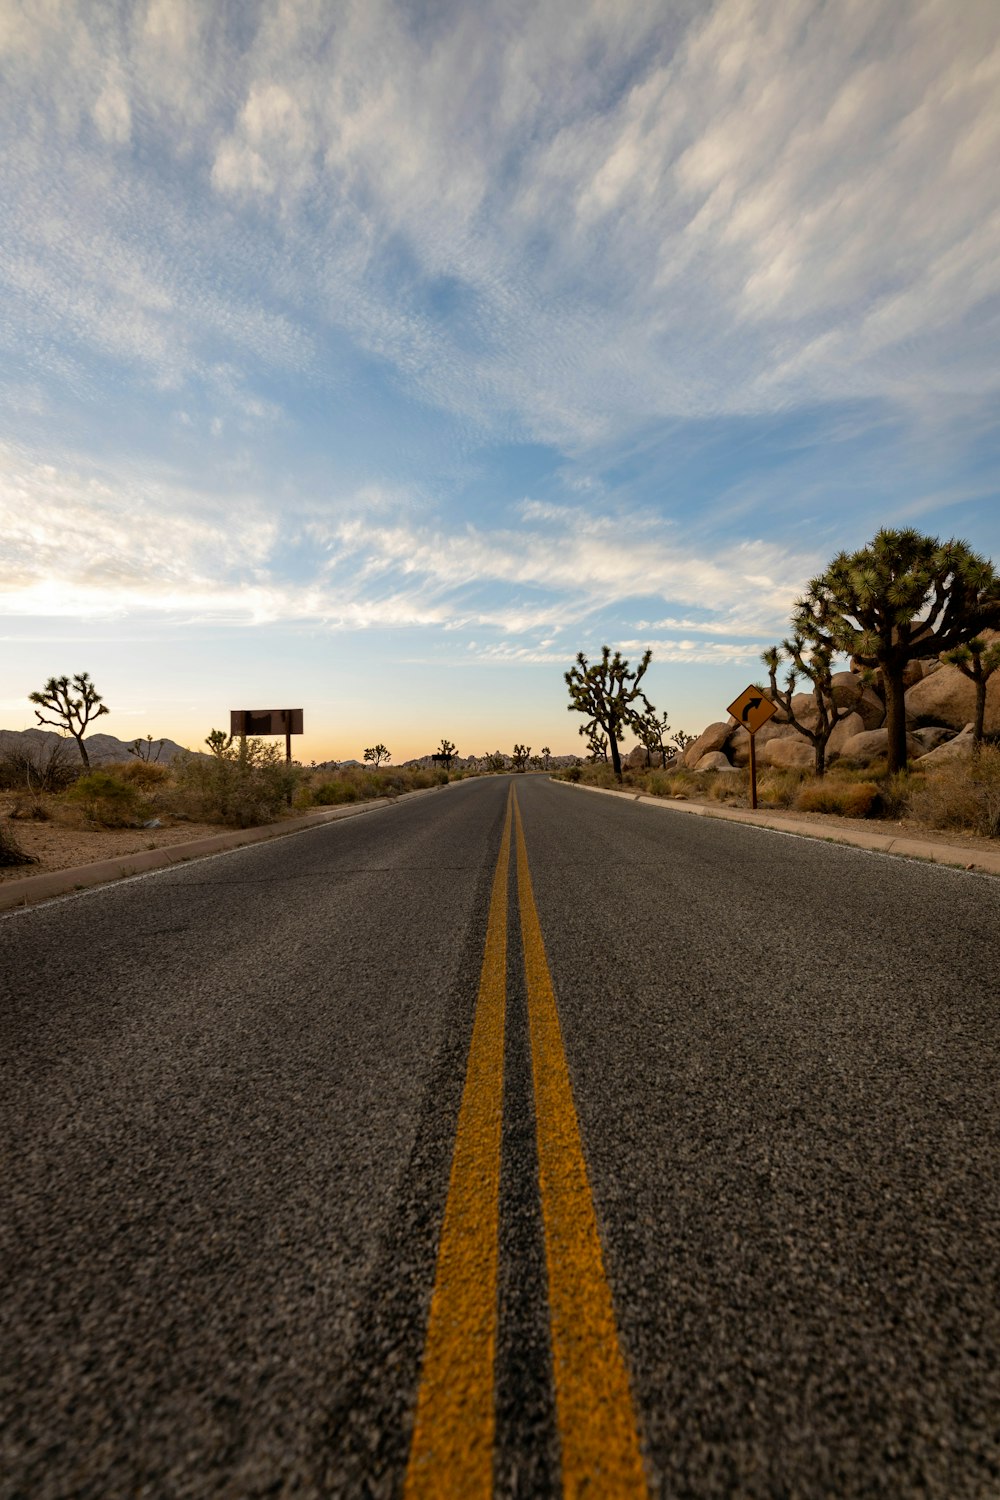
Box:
(566, 646, 652, 782)
(762, 635, 845, 777)
(364, 744, 391, 768)
(29, 672, 109, 768)
(941, 636, 1000, 747)
(796, 530, 1000, 773)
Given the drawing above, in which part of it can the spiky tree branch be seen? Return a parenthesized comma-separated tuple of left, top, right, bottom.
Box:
(29, 672, 109, 768)
(941, 637, 1000, 747)
(762, 635, 844, 778)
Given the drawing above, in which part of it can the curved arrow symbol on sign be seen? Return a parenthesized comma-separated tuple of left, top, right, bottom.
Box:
(741, 696, 762, 723)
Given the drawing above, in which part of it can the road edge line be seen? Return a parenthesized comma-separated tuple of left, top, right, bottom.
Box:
(550, 778, 1000, 877)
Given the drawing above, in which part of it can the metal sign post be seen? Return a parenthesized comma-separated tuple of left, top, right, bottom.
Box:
(726, 686, 777, 810)
(230, 710, 305, 805)
(230, 709, 304, 763)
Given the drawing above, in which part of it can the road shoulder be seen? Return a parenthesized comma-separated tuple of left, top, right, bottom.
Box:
(0, 787, 447, 912)
(553, 779, 1000, 877)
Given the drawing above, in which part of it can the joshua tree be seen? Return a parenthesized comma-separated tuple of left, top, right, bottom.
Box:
(796, 530, 1000, 773)
(364, 744, 391, 768)
(485, 750, 507, 772)
(128, 735, 164, 763)
(540, 746, 551, 770)
(585, 728, 609, 763)
(762, 636, 846, 777)
(512, 743, 531, 772)
(672, 730, 695, 756)
(633, 707, 672, 768)
(29, 672, 110, 768)
(206, 728, 233, 757)
(941, 636, 1000, 747)
(437, 738, 457, 769)
(566, 646, 653, 782)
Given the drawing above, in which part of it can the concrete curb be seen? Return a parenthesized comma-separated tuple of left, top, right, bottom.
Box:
(0, 786, 446, 913)
(553, 778, 1000, 877)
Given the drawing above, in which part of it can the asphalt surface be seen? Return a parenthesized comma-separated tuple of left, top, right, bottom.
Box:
(2, 774, 998, 1497)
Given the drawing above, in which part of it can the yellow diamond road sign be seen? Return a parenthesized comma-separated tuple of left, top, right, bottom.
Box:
(727, 685, 777, 736)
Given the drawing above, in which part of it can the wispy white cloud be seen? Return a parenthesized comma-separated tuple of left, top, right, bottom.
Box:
(1, 0, 997, 449)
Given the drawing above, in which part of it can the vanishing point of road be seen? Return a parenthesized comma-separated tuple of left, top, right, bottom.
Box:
(2, 774, 998, 1497)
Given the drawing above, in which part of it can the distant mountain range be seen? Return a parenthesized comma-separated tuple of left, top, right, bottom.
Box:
(0, 727, 197, 765)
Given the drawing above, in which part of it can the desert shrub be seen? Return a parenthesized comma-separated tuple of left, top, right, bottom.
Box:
(705, 769, 748, 803)
(64, 769, 148, 827)
(171, 739, 299, 827)
(114, 759, 171, 793)
(312, 780, 358, 805)
(873, 771, 913, 820)
(758, 769, 808, 809)
(795, 779, 881, 817)
(9, 795, 51, 820)
(564, 764, 582, 782)
(0, 820, 37, 866)
(641, 767, 701, 798)
(0, 740, 80, 793)
(908, 747, 1000, 838)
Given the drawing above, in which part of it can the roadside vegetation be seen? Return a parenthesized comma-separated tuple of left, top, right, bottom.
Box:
(0, 737, 455, 837)
(552, 748, 1000, 840)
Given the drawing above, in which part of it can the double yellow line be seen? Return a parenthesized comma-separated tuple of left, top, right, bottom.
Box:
(405, 786, 648, 1498)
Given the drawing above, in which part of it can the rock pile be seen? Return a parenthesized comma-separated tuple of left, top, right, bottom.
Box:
(626, 637, 1000, 773)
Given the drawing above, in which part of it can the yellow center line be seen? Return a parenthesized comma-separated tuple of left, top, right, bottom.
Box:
(513, 788, 649, 1499)
(404, 787, 513, 1499)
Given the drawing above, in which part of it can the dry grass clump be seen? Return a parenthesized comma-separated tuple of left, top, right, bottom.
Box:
(757, 769, 808, 808)
(907, 746, 1000, 838)
(794, 779, 881, 818)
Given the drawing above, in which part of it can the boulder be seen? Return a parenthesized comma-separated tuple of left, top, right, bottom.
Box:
(827, 711, 865, 759)
(684, 721, 735, 767)
(905, 661, 1000, 735)
(911, 725, 955, 753)
(830, 671, 863, 710)
(854, 689, 886, 730)
(761, 736, 815, 769)
(694, 751, 736, 772)
(728, 720, 798, 766)
(916, 724, 976, 765)
(837, 728, 926, 766)
(624, 745, 650, 770)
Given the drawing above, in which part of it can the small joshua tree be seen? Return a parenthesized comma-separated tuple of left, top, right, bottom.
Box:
(585, 728, 609, 763)
(364, 744, 391, 768)
(540, 746, 551, 770)
(29, 672, 109, 768)
(437, 738, 457, 769)
(633, 707, 672, 768)
(941, 636, 1000, 747)
(762, 635, 846, 778)
(129, 735, 164, 763)
(672, 730, 695, 756)
(512, 743, 531, 772)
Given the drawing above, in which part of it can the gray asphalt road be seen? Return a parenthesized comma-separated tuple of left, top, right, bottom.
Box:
(2, 774, 998, 1497)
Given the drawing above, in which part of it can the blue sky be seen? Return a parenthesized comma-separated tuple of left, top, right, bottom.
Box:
(2, 0, 999, 762)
